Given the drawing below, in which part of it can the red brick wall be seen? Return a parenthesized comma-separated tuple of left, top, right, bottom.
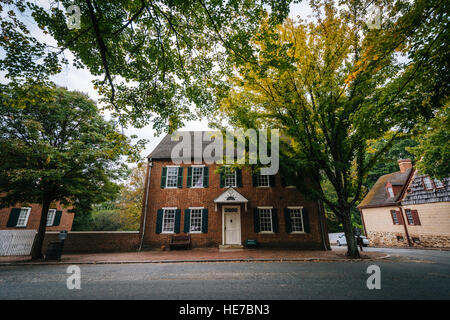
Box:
(141, 160, 326, 249)
(0, 202, 74, 231)
(43, 231, 140, 253)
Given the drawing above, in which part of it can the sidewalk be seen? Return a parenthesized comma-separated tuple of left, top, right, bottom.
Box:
(0, 247, 390, 265)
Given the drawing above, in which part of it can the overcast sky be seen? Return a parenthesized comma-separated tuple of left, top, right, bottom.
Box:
(1, 1, 313, 160)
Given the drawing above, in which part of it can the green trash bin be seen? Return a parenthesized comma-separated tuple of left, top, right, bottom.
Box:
(244, 239, 258, 248)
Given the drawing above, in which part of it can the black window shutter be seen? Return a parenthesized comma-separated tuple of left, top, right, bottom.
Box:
(220, 171, 225, 188)
(177, 167, 183, 188)
(252, 172, 257, 187)
(302, 207, 310, 233)
(284, 208, 292, 233)
(269, 175, 275, 187)
(203, 166, 209, 188)
(160, 167, 167, 188)
(253, 208, 260, 233)
(202, 208, 208, 233)
(53, 210, 62, 226)
(272, 208, 279, 233)
(187, 167, 193, 188)
(184, 209, 191, 233)
(156, 209, 164, 233)
(236, 169, 243, 187)
(7, 208, 21, 227)
(174, 209, 181, 233)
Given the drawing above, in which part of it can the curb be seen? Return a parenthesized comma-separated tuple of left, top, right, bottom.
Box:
(0, 254, 391, 266)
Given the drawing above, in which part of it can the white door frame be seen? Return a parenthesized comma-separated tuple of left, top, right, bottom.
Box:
(222, 205, 241, 245)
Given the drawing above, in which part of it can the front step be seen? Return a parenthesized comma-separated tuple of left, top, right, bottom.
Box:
(219, 244, 244, 251)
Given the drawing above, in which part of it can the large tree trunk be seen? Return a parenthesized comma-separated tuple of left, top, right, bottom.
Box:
(341, 210, 360, 258)
(30, 196, 51, 260)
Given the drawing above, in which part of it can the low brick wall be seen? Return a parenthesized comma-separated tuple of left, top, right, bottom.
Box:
(43, 231, 140, 253)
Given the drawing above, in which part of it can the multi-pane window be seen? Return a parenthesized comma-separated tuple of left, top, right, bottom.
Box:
(423, 176, 434, 190)
(46, 209, 56, 226)
(162, 209, 176, 233)
(192, 167, 204, 188)
(391, 210, 399, 225)
(387, 186, 394, 198)
(259, 208, 273, 232)
(166, 167, 179, 188)
(256, 174, 270, 187)
(434, 179, 444, 188)
(224, 167, 236, 187)
(405, 209, 414, 225)
(16, 207, 31, 227)
(190, 208, 202, 233)
(289, 208, 304, 232)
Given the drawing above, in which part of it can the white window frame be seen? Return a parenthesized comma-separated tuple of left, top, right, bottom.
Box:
(258, 206, 273, 233)
(390, 210, 399, 225)
(189, 207, 203, 233)
(387, 186, 395, 198)
(165, 166, 180, 189)
(16, 207, 31, 227)
(405, 209, 415, 225)
(161, 207, 177, 233)
(423, 176, 434, 190)
(288, 206, 305, 233)
(434, 179, 444, 188)
(224, 166, 237, 188)
(46, 209, 56, 227)
(191, 165, 205, 188)
(256, 174, 270, 188)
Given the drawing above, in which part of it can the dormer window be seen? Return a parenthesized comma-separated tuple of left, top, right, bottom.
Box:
(422, 176, 434, 190)
(434, 179, 444, 188)
(387, 186, 394, 198)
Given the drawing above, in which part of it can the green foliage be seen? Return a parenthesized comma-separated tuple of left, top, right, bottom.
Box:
(216, 0, 447, 257)
(91, 209, 123, 231)
(0, 84, 143, 257)
(366, 137, 418, 188)
(409, 106, 450, 179)
(1, 0, 295, 133)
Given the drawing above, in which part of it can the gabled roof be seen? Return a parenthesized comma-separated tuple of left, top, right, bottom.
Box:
(148, 131, 221, 160)
(358, 168, 413, 209)
(214, 187, 248, 203)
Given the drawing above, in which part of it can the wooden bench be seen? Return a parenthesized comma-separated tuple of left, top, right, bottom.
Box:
(169, 235, 191, 250)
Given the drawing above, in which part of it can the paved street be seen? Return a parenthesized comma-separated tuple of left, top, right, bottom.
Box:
(0, 247, 449, 300)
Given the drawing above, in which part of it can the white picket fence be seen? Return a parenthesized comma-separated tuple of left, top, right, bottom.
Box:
(0, 230, 37, 256)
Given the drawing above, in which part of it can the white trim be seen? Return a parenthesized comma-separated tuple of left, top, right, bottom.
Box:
(46, 209, 57, 226)
(288, 207, 305, 233)
(222, 205, 241, 245)
(165, 166, 180, 188)
(191, 166, 204, 188)
(189, 207, 203, 234)
(256, 174, 270, 187)
(16, 207, 31, 227)
(257, 207, 273, 233)
(224, 166, 237, 188)
(161, 208, 177, 234)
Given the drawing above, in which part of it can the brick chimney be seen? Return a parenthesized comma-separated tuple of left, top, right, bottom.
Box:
(398, 159, 412, 173)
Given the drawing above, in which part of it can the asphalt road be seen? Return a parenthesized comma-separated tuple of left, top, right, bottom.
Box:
(0, 247, 449, 300)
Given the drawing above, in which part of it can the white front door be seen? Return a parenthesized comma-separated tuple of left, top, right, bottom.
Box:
(223, 206, 241, 245)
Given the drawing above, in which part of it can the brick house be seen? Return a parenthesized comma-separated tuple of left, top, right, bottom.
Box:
(0, 201, 74, 231)
(139, 132, 330, 250)
(358, 159, 450, 248)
